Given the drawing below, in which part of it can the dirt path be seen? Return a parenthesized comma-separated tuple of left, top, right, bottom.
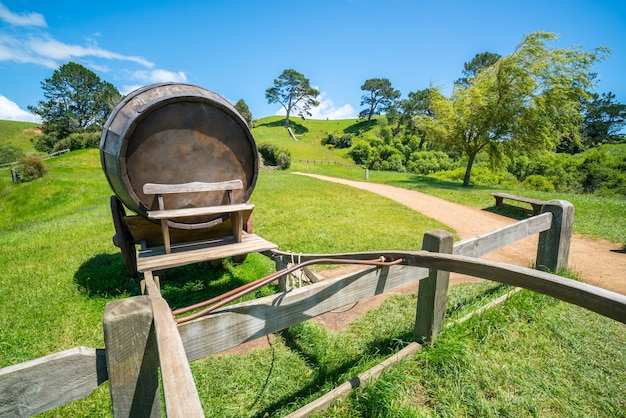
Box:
(220, 173, 625, 354)
(297, 173, 626, 295)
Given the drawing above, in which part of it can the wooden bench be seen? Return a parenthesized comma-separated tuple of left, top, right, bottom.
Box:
(143, 180, 254, 254)
(490, 192, 547, 216)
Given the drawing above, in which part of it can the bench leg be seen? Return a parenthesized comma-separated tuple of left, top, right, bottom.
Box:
(231, 213, 243, 243)
(160, 219, 172, 254)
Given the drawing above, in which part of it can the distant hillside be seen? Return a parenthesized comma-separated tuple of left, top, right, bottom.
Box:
(252, 116, 374, 163)
(1, 117, 368, 164)
(0, 119, 41, 154)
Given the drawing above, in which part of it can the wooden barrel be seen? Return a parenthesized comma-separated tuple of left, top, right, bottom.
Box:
(100, 83, 258, 229)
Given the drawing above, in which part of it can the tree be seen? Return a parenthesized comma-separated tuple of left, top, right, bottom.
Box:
(359, 78, 400, 125)
(28, 62, 121, 152)
(234, 99, 253, 127)
(265, 69, 319, 129)
(454, 51, 502, 88)
(417, 31, 608, 186)
(398, 88, 437, 149)
(581, 92, 626, 146)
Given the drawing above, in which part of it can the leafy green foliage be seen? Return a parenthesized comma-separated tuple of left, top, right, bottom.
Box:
(17, 155, 48, 181)
(28, 62, 121, 152)
(321, 132, 353, 149)
(359, 78, 400, 124)
(418, 31, 609, 186)
(0, 145, 23, 164)
(234, 99, 253, 127)
(53, 131, 101, 151)
(265, 69, 320, 128)
(258, 142, 292, 169)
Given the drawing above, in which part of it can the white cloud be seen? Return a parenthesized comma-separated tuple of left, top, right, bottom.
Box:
(0, 2, 46, 27)
(122, 69, 188, 93)
(0, 95, 41, 123)
(275, 91, 357, 120)
(26, 37, 154, 67)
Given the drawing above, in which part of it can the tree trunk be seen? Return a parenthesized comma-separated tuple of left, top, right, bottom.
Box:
(463, 152, 476, 186)
(284, 108, 291, 128)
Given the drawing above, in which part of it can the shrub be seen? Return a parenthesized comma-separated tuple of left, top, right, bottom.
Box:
(54, 132, 101, 151)
(435, 165, 518, 187)
(522, 174, 555, 192)
(0, 145, 24, 164)
(258, 143, 291, 169)
(321, 132, 353, 149)
(18, 155, 48, 181)
(406, 151, 454, 175)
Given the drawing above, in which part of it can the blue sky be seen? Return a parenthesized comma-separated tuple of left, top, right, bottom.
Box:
(1, 0, 625, 123)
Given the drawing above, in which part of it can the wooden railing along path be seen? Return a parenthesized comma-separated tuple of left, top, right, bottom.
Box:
(1, 200, 625, 417)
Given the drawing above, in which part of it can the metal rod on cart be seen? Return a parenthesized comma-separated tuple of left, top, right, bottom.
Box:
(174, 256, 404, 324)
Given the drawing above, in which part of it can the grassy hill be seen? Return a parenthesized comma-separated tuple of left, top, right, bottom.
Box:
(252, 116, 371, 164)
(0, 120, 41, 154)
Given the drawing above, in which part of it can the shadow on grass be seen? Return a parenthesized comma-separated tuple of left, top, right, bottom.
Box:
(256, 118, 309, 135)
(255, 323, 413, 417)
(74, 253, 142, 298)
(342, 119, 376, 134)
(74, 253, 276, 308)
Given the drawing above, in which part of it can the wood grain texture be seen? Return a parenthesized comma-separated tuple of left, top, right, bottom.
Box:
(143, 180, 243, 194)
(136, 233, 277, 272)
(144, 272, 204, 418)
(0, 347, 107, 417)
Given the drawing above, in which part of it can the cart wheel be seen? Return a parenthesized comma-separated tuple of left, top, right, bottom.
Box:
(110, 195, 138, 277)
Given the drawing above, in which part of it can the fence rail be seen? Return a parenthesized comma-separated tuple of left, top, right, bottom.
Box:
(0, 148, 70, 169)
(1, 200, 625, 417)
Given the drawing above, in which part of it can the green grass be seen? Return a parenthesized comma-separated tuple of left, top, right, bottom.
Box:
(253, 116, 358, 164)
(0, 119, 40, 153)
(298, 164, 626, 245)
(1, 123, 624, 416)
(324, 289, 626, 417)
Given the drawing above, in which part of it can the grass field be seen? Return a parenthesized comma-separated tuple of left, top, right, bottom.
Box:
(1, 120, 625, 416)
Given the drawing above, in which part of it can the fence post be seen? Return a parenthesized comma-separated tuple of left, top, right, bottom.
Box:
(414, 229, 454, 344)
(103, 296, 161, 417)
(536, 200, 574, 272)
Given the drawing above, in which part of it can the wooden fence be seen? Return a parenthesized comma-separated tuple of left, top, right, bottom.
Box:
(1, 200, 625, 417)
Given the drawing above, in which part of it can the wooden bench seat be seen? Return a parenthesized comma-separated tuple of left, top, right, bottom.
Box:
(143, 180, 252, 254)
(490, 192, 546, 216)
(136, 232, 277, 273)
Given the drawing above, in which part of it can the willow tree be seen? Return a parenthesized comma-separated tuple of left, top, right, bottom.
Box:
(419, 31, 608, 186)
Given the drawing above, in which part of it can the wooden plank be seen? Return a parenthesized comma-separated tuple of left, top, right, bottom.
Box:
(143, 179, 243, 194)
(144, 272, 204, 418)
(453, 212, 552, 257)
(179, 264, 429, 361)
(146, 203, 254, 219)
(136, 233, 277, 272)
(402, 251, 626, 324)
(285, 342, 423, 417)
(490, 192, 546, 205)
(103, 296, 160, 417)
(0, 347, 108, 416)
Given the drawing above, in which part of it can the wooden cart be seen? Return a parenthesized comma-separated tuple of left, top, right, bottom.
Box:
(101, 83, 276, 276)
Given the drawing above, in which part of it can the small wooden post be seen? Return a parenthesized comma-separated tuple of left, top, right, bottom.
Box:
(103, 296, 160, 417)
(414, 230, 454, 344)
(275, 255, 289, 291)
(536, 200, 574, 272)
